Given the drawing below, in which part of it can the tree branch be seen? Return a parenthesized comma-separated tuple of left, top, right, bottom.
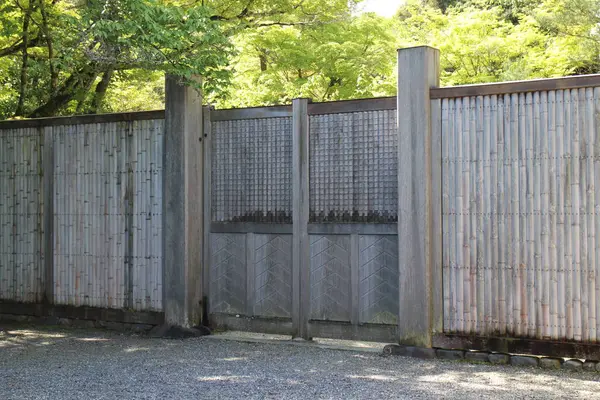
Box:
(0, 35, 43, 58)
(27, 68, 98, 117)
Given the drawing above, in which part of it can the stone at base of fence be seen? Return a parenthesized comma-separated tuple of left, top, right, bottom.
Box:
(382, 344, 600, 372)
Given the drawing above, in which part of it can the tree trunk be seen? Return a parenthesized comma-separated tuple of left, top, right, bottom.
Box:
(27, 69, 98, 118)
(88, 69, 113, 114)
(14, 1, 36, 117)
(39, 0, 57, 94)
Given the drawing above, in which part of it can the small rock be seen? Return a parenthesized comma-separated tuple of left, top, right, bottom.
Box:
(58, 318, 71, 326)
(380, 345, 435, 359)
(489, 353, 510, 365)
(465, 351, 490, 363)
(540, 358, 561, 369)
(148, 324, 210, 339)
(511, 355, 539, 368)
(436, 349, 465, 361)
(563, 359, 583, 371)
(382, 344, 404, 356)
(411, 347, 436, 360)
(583, 361, 597, 371)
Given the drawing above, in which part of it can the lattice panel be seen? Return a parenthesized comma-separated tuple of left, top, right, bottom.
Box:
(359, 235, 399, 324)
(310, 235, 351, 322)
(309, 110, 397, 223)
(209, 233, 246, 314)
(254, 234, 293, 318)
(211, 117, 293, 223)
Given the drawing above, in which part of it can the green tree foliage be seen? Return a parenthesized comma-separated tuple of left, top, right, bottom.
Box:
(394, 2, 576, 85)
(2, 0, 600, 117)
(215, 14, 396, 107)
(0, 0, 356, 119)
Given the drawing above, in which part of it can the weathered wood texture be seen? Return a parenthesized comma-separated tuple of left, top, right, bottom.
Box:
(207, 99, 402, 341)
(431, 74, 600, 99)
(292, 98, 310, 339)
(0, 110, 164, 129)
(163, 75, 203, 326)
(441, 87, 600, 343)
(397, 46, 440, 347)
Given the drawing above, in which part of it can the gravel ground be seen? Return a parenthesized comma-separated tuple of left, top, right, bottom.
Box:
(2, 324, 600, 400)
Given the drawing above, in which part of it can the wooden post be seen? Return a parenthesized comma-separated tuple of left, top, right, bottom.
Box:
(292, 98, 310, 339)
(163, 75, 204, 327)
(397, 46, 441, 347)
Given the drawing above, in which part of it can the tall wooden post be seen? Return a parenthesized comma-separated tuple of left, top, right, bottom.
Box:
(163, 75, 204, 327)
(292, 98, 310, 339)
(397, 46, 441, 347)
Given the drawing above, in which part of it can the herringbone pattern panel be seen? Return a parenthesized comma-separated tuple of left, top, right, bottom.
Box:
(359, 235, 399, 324)
(254, 234, 292, 317)
(310, 235, 351, 322)
(210, 233, 246, 314)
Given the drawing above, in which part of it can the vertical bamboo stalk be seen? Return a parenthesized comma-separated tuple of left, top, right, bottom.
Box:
(133, 121, 141, 308)
(510, 92, 519, 335)
(498, 94, 507, 335)
(464, 96, 473, 334)
(490, 95, 499, 333)
(572, 89, 582, 341)
(565, 89, 574, 340)
(102, 123, 108, 308)
(556, 90, 566, 339)
(579, 89, 589, 341)
(0, 132, 6, 300)
(483, 95, 492, 334)
(475, 96, 485, 334)
(548, 90, 559, 340)
(594, 87, 600, 341)
(471, 96, 479, 333)
(456, 97, 465, 333)
(539, 92, 552, 338)
(449, 99, 458, 333)
(532, 91, 542, 338)
(16, 130, 22, 301)
(53, 127, 59, 305)
(442, 99, 451, 331)
(585, 87, 596, 342)
(579, 88, 589, 342)
(523, 92, 534, 337)
(76, 124, 83, 306)
(62, 125, 68, 305)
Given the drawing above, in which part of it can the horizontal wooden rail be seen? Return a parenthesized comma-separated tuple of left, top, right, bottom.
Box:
(430, 74, 600, 99)
(0, 110, 165, 129)
(308, 96, 396, 115)
(211, 105, 292, 121)
(0, 300, 164, 325)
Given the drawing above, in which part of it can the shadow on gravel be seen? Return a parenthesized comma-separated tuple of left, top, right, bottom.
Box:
(3, 323, 600, 399)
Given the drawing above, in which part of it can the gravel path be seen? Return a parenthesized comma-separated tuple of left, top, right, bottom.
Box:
(2, 325, 600, 399)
